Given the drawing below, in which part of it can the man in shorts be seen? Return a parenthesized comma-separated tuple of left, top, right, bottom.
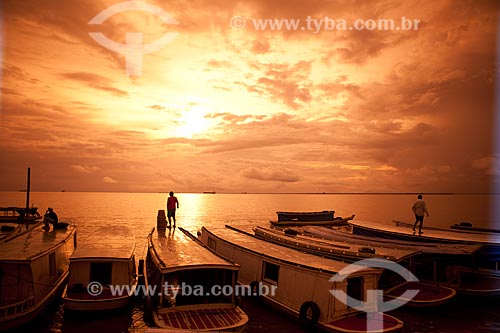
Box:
(167, 191, 179, 228)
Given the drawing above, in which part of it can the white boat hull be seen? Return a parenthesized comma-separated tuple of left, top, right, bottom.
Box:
(62, 286, 133, 311)
(0, 272, 68, 331)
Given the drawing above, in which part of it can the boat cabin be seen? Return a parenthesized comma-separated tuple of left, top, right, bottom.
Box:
(145, 227, 248, 331)
(64, 226, 137, 311)
(0, 224, 77, 330)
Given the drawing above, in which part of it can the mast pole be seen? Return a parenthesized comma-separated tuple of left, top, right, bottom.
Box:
(25, 167, 31, 229)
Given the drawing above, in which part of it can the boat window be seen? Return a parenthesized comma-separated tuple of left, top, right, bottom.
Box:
(90, 262, 113, 286)
(49, 253, 56, 277)
(346, 277, 364, 308)
(207, 237, 216, 251)
(262, 261, 279, 284)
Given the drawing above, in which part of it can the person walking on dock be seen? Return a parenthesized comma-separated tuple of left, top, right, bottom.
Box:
(166, 191, 179, 228)
(412, 194, 429, 234)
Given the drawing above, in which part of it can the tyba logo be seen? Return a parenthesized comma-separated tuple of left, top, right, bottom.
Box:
(330, 258, 419, 331)
(88, 1, 178, 76)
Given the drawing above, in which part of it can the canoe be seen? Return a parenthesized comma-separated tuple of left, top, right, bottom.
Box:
(277, 210, 335, 222)
(270, 214, 355, 227)
(450, 222, 500, 234)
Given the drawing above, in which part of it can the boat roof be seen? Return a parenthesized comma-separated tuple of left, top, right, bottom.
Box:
(349, 220, 500, 245)
(71, 226, 135, 261)
(203, 226, 381, 275)
(0, 224, 76, 262)
(255, 226, 420, 262)
(302, 226, 483, 255)
(149, 228, 239, 273)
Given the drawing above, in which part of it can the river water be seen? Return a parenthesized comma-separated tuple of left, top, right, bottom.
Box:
(1, 192, 499, 332)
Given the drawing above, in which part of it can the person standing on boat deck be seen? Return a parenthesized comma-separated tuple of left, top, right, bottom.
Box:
(167, 191, 179, 228)
(412, 194, 429, 234)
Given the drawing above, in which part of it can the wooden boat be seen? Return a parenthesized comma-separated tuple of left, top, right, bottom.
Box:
(0, 207, 41, 223)
(254, 226, 418, 262)
(350, 220, 500, 245)
(393, 220, 500, 235)
(144, 226, 248, 332)
(252, 226, 456, 307)
(62, 226, 138, 311)
(0, 224, 77, 330)
(450, 221, 500, 234)
(200, 226, 404, 332)
(271, 214, 355, 227)
(344, 221, 500, 295)
(301, 226, 483, 256)
(305, 226, 500, 296)
(276, 210, 335, 222)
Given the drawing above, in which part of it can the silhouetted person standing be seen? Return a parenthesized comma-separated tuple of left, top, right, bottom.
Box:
(167, 191, 179, 228)
(412, 194, 429, 234)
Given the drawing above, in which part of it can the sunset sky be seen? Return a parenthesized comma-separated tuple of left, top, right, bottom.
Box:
(1, 0, 499, 193)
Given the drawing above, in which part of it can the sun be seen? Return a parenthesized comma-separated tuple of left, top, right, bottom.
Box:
(175, 105, 211, 138)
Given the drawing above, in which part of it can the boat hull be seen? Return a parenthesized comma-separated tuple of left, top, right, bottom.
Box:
(277, 210, 335, 222)
(384, 281, 456, 307)
(62, 286, 133, 311)
(271, 215, 354, 227)
(450, 224, 500, 234)
(326, 313, 403, 333)
(0, 271, 68, 331)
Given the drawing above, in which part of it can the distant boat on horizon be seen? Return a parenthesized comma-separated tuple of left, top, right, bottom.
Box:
(203, 191, 216, 194)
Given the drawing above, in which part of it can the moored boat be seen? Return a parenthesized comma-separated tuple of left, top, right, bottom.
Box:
(333, 222, 500, 296)
(271, 214, 355, 227)
(350, 220, 500, 245)
(200, 226, 404, 332)
(276, 210, 335, 222)
(62, 226, 138, 311)
(144, 226, 248, 332)
(254, 226, 418, 262)
(0, 224, 77, 330)
(252, 226, 456, 307)
(450, 221, 500, 234)
(0, 207, 41, 223)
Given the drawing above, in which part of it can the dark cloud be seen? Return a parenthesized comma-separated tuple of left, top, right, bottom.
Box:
(60, 72, 129, 96)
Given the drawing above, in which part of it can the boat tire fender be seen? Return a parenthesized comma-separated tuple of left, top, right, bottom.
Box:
(249, 281, 262, 297)
(299, 301, 320, 326)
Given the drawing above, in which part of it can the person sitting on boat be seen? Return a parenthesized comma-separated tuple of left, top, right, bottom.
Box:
(43, 207, 59, 230)
(412, 194, 429, 234)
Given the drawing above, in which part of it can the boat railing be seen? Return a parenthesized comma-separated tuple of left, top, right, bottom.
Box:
(0, 296, 35, 318)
